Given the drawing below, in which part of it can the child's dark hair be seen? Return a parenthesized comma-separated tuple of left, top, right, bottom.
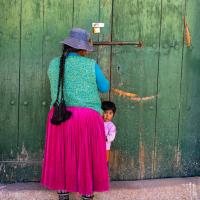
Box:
(101, 101, 116, 114)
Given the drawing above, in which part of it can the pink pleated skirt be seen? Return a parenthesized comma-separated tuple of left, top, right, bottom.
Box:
(41, 106, 109, 195)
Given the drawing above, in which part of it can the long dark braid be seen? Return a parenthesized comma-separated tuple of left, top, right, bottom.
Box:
(57, 45, 77, 119)
(56, 48, 65, 101)
(58, 44, 80, 99)
(51, 44, 81, 124)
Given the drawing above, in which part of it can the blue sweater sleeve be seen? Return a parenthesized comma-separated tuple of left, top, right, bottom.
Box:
(95, 63, 110, 93)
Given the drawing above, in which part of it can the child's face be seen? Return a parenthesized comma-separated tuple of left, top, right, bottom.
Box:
(103, 110, 114, 122)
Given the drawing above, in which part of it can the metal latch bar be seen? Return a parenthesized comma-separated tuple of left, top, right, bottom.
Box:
(93, 41, 143, 47)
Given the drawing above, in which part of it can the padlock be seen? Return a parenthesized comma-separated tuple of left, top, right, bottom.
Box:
(93, 27, 101, 34)
(92, 23, 104, 34)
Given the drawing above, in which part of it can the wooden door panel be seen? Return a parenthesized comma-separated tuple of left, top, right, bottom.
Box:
(110, 0, 161, 180)
(0, 0, 20, 160)
(154, 0, 185, 178)
(178, 0, 200, 176)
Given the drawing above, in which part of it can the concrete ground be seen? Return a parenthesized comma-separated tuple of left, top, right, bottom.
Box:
(0, 177, 199, 200)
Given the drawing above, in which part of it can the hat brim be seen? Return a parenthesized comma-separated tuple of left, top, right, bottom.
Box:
(61, 37, 94, 52)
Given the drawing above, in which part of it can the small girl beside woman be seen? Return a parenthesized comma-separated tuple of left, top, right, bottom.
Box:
(102, 101, 117, 164)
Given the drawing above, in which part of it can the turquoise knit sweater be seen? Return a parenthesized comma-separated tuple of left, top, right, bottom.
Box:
(48, 55, 103, 114)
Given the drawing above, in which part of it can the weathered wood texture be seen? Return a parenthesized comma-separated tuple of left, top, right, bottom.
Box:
(0, 0, 20, 162)
(98, 0, 112, 101)
(110, 0, 161, 180)
(178, 0, 200, 177)
(154, 0, 185, 178)
(0, 0, 199, 182)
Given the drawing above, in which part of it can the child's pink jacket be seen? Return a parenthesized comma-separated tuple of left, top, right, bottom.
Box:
(104, 121, 116, 150)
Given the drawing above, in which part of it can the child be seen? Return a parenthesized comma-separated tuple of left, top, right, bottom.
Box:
(101, 101, 117, 163)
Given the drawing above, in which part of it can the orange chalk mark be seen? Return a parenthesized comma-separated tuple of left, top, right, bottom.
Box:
(111, 88, 138, 98)
(129, 96, 156, 101)
(183, 16, 191, 48)
(111, 87, 156, 102)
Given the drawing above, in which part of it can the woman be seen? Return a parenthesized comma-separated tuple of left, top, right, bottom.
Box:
(41, 28, 110, 200)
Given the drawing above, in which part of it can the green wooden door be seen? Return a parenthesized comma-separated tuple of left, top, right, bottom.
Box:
(0, 0, 199, 183)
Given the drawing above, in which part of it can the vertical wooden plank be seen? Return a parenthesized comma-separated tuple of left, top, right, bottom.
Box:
(0, 0, 20, 160)
(178, 0, 200, 177)
(133, 0, 161, 180)
(110, 51, 140, 180)
(98, 0, 112, 101)
(43, 0, 73, 60)
(43, 0, 74, 145)
(73, 0, 99, 31)
(17, 0, 74, 182)
(18, 0, 44, 169)
(111, 0, 140, 180)
(73, 0, 99, 60)
(154, 0, 185, 178)
(110, 0, 161, 180)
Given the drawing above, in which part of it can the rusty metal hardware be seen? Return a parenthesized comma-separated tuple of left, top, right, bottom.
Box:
(92, 23, 104, 34)
(93, 41, 143, 47)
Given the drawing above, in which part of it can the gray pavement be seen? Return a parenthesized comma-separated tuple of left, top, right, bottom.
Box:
(0, 177, 199, 200)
